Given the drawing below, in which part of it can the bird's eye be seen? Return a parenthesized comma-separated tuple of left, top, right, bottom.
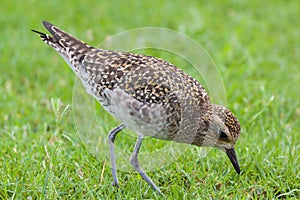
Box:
(219, 130, 228, 139)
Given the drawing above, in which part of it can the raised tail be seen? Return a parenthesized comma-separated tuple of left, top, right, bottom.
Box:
(32, 21, 94, 70)
(32, 28, 61, 50)
(32, 21, 93, 53)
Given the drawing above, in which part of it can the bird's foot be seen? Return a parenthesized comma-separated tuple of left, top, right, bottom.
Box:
(111, 181, 119, 187)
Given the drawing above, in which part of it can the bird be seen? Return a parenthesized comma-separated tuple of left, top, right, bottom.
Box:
(32, 21, 241, 195)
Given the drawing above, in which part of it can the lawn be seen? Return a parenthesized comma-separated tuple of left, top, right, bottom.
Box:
(0, 0, 299, 199)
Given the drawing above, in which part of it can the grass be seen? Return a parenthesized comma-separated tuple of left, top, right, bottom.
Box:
(0, 0, 299, 199)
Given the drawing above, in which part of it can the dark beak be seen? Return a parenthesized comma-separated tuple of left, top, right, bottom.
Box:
(225, 148, 240, 174)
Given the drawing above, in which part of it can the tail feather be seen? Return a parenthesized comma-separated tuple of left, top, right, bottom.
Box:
(42, 21, 63, 41)
(41, 21, 92, 53)
(32, 21, 96, 71)
(32, 21, 93, 55)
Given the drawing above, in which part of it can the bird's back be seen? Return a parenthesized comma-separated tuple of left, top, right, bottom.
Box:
(34, 21, 212, 142)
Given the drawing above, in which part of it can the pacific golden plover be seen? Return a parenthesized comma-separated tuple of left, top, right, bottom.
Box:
(32, 21, 241, 194)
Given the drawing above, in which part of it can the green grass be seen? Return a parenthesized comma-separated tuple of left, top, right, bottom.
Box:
(1, 0, 299, 199)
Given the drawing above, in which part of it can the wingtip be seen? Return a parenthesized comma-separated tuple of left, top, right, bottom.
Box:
(31, 29, 45, 35)
(42, 21, 53, 28)
(40, 21, 61, 40)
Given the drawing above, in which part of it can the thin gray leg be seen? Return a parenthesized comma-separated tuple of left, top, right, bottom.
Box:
(130, 136, 162, 194)
(108, 124, 125, 187)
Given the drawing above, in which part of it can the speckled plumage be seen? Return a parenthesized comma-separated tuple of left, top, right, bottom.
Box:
(33, 21, 241, 195)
